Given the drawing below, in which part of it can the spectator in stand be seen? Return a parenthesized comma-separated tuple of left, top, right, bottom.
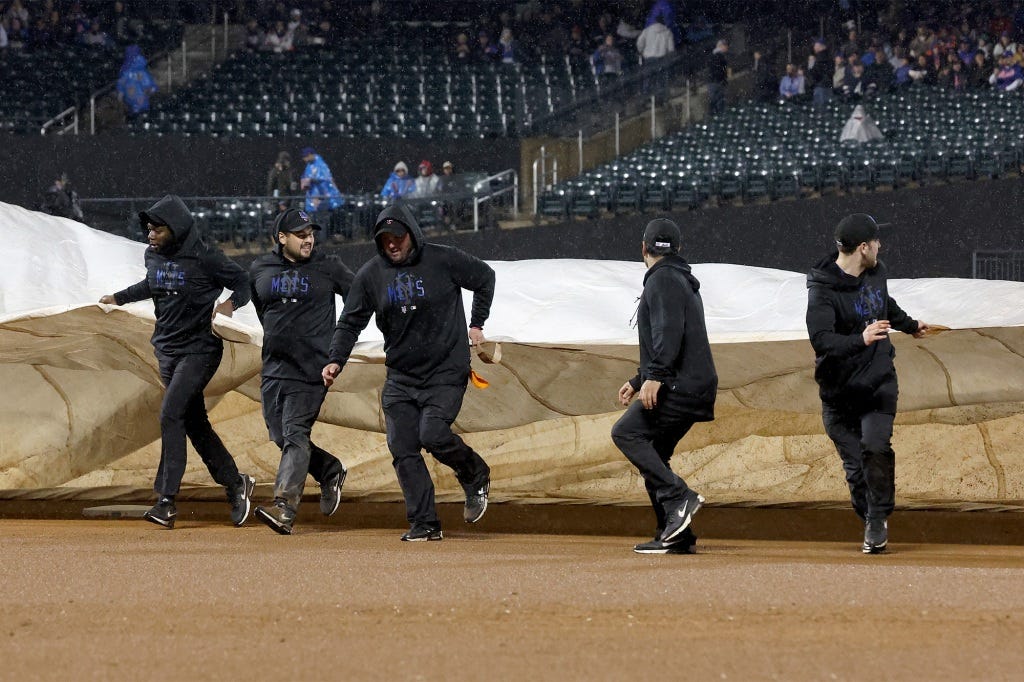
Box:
(109, 1, 132, 44)
(306, 18, 336, 47)
(413, 160, 439, 198)
(707, 39, 730, 115)
(41, 173, 84, 221)
(908, 25, 934, 58)
(969, 50, 992, 88)
(381, 161, 415, 202)
(866, 47, 894, 92)
(593, 33, 624, 84)
(958, 37, 977, 65)
(244, 17, 264, 51)
(751, 50, 775, 102)
(475, 30, 499, 62)
(82, 20, 112, 48)
(940, 55, 968, 91)
(833, 54, 847, 92)
(566, 24, 588, 60)
(28, 15, 55, 50)
(842, 61, 873, 99)
(636, 16, 675, 98)
(266, 151, 297, 212)
(990, 52, 1024, 90)
(262, 20, 293, 53)
(977, 36, 992, 59)
(590, 13, 614, 47)
(453, 31, 471, 62)
(300, 147, 344, 215)
(806, 38, 831, 108)
(6, 16, 27, 49)
(892, 53, 912, 87)
(841, 29, 861, 58)
(437, 160, 462, 230)
(497, 27, 519, 64)
(779, 63, 804, 100)
(993, 31, 1018, 59)
(116, 44, 158, 119)
(3, 0, 29, 25)
(908, 54, 936, 85)
(645, 0, 681, 47)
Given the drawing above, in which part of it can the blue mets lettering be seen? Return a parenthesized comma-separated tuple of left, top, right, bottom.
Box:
(154, 262, 185, 290)
(853, 284, 885, 322)
(387, 272, 426, 305)
(270, 270, 310, 297)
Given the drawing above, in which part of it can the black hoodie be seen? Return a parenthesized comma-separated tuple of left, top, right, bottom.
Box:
(249, 246, 354, 384)
(113, 195, 251, 356)
(631, 254, 718, 421)
(806, 256, 918, 405)
(328, 204, 495, 387)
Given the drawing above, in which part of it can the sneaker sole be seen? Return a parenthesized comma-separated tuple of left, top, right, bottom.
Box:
(233, 474, 255, 527)
(661, 493, 705, 543)
(633, 545, 696, 555)
(320, 468, 347, 517)
(254, 507, 293, 535)
(862, 542, 887, 554)
(143, 512, 175, 529)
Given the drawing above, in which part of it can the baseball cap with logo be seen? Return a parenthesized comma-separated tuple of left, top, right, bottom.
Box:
(643, 218, 681, 252)
(834, 213, 884, 249)
(373, 217, 409, 240)
(274, 208, 322, 234)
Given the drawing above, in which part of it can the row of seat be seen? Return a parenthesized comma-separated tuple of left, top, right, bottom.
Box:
(538, 86, 1024, 217)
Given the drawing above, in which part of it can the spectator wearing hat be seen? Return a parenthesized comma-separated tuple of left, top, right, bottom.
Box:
(806, 38, 832, 108)
(412, 160, 440, 198)
(381, 161, 415, 201)
(806, 214, 930, 555)
(249, 208, 355, 535)
(990, 51, 1024, 90)
(611, 217, 716, 555)
(993, 31, 1018, 59)
(437, 161, 462, 229)
(300, 147, 344, 216)
(266, 150, 297, 212)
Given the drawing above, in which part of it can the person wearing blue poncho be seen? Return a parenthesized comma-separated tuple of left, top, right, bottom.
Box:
(300, 147, 344, 214)
(116, 45, 158, 118)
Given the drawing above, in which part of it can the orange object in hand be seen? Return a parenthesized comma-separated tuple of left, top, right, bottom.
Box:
(470, 369, 489, 389)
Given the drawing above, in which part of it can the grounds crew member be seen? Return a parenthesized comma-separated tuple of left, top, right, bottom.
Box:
(99, 195, 255, 529)
(611, 218, 716, 554)
(322, 204, 494, 541)
(806, 213, 930, 554)
(249, 208, 355, 534)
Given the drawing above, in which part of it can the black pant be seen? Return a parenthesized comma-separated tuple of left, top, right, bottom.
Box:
(382, 379, 490, 527)
(821, 379, 898, 522)
(155, 349, 240, 496)
(707, 82, 726, 115)
(611, 391, 697, 535)
(261, 377, 343, 509)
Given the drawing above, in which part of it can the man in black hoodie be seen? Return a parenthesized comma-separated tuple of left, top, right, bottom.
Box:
(322, 204, 495, 541)
(99, 195, 255, 530)
(806, 213, 930, 554)
(612, 218, 718, 555)
(249, 208, 354, 535)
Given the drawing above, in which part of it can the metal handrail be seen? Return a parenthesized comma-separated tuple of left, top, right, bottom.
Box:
(40, 106, 78, 136)
(472, 169, 518, 231)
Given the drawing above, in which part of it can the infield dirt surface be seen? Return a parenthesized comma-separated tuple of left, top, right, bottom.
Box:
(2, 511, 1023, 681)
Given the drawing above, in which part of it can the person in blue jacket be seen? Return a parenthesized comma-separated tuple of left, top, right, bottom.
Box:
(116, 44, 158, 118)
(380, 161, 415, 201)
(300, 147, 344, 214)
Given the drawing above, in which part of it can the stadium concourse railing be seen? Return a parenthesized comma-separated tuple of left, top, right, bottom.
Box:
(973, 251, 1024, 281)
(77, 172, 517, 249)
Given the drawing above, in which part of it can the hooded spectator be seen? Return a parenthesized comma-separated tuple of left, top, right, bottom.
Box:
(300, 147, 344, 213)
(116, 45, 158, 117)
(413, 160, 440, 197)
(381, 161, 415, 200)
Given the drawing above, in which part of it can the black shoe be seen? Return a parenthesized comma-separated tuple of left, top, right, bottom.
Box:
(227, 473, 255, 527)
(319, 467, 347, 517)
(634, 528, 697, 554)
(862, 518, 888, 554)
(660, 489, 705, 543)
(463, 479, 489, 524)
(401, 523, 443, 541)
(255, 499, 296, 535)
(143, 496, 177, 529)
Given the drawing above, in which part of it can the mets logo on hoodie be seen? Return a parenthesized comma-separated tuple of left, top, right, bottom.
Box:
(387, 271, 425, 313)
(154, 261, 186, 295)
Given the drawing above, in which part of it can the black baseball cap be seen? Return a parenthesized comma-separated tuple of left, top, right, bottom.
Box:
(373, 217, 409, 240)
(643, 218, 680, 252)
(274, 208, 321, 233)
(834, 213, 883, 249)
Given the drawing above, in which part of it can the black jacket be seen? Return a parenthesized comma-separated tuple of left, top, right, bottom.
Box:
(114, 195, 250, 356)
(806, 257, 917, 404)
(328, 204, 495, 387)
(631, 255, 718, 421)
(250, 247, 354, 384)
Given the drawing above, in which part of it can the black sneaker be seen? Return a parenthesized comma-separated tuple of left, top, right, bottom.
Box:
(143, 496, 177, 529)
(862, 518, 888, 554)
(319, 467, 347, 517)
(463, 479, 489, 524)
(634, 528, 697, 554)
(227, 473, 255, 527)
(660, 489, 705, 543)
(255, 499, 296, 535)
(401, 523, 443, 541)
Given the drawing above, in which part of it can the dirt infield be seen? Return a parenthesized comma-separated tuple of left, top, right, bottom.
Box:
(2, 515, 1023, 681)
